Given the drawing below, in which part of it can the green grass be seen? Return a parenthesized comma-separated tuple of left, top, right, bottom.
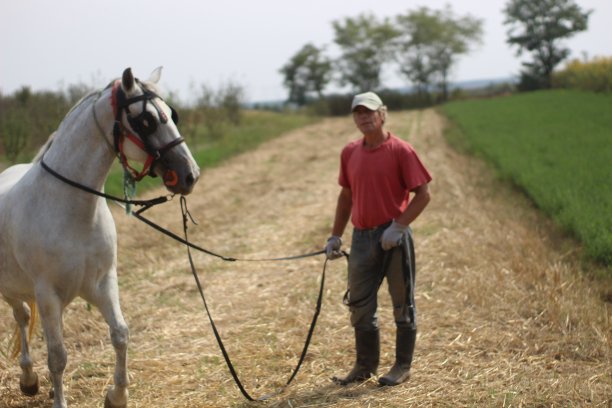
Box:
(104, 110, 319, 196)
(440, 90, 612, 266)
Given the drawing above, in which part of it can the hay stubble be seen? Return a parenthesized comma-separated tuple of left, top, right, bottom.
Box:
(1, 111, 609, 407)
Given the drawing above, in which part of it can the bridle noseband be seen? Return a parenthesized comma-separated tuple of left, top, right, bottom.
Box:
(111, 79, 183, 181)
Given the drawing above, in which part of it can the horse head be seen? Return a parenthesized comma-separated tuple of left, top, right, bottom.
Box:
(115, 67, 200, 195)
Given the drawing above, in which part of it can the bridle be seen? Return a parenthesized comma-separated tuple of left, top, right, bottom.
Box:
(40, 78, 186, 211)
(111, 79, 184, 181)
(40, 78, 343, 402)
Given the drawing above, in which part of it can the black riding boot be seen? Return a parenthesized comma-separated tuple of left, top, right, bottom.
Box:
(378, 327, 416, 386)
(333, 329, 379, 385)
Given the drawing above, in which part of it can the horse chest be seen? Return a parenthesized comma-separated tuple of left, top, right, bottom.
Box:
(2, 190, 115, 280)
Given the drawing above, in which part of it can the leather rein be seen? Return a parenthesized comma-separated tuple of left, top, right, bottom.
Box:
(39, 82, 345, 401)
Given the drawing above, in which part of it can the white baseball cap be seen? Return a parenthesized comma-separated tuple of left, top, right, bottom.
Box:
(351, 92, 384, 111)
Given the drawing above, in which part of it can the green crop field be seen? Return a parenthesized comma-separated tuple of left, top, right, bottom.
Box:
(440, 90, 612, 267)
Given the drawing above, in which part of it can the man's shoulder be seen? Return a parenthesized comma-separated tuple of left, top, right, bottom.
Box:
(341, 138, 362, 155)
(388, 133, 415, 152)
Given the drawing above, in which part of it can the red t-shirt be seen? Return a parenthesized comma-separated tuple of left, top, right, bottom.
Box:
(339, 133, 432, 229)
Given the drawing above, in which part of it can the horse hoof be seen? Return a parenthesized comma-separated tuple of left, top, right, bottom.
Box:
(104, 394, 127, 408)
(19, 373, 39, 396)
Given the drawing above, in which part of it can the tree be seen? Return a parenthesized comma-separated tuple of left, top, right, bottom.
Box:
(332, 13, 400, 92)
(504, 0, 591, 90)
(191, 81, 245, 140)
(279, 43, 332, 106)
(218, 81, 245, 125)
(395, 6, 483, 101)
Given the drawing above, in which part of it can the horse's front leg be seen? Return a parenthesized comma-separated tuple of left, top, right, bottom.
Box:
(91, 273, 129, 408)
(36, 289, 68, 408)
(9, 299, 39, 396)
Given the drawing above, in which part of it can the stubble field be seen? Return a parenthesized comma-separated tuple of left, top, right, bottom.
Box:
(1, 109, 610, 407)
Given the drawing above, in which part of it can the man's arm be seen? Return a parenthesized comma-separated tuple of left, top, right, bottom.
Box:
(380, 183, 431, 251)
(331, 187, 352, 237)
(395, 183, 431, 226)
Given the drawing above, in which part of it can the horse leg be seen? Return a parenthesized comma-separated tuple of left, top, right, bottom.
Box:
(92, 275, 129, 408)
(36, 290, 68, 408)
(9, 300, 39, 395)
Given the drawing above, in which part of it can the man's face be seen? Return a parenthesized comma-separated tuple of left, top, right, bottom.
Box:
(352, 105, 383, 135)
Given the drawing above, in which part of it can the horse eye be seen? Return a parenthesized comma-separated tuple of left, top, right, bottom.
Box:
(171, 107, 179, 125)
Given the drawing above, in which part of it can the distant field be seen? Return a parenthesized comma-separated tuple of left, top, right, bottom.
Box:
(440, 90, 612, 267)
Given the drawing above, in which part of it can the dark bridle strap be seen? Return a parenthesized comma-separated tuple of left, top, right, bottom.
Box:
(40, 159, 171, 209)
(157, 136, 185, 157)
(41, 155, 338, 401)
(40, 158, 323, 262)
(111, 80, 185, 181)
(133, 205, 327, 263)
(178, 196, 345, 401)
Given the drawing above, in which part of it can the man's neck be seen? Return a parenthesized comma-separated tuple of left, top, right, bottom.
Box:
(363, 130, 388, 149)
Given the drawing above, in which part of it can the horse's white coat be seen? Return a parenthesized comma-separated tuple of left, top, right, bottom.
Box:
(0, 68, 199, 408)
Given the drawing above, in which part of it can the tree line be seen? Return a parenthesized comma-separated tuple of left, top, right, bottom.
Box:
(0, 86, 81, 163)
(279, 0, 592, 107)
(0, 0, 596, 163)
(0, 81, 245, 164)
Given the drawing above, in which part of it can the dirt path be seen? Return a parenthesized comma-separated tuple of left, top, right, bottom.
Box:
(1, 110, 610, 407)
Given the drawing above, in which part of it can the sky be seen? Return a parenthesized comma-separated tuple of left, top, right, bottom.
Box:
(1, 0, 611, 104)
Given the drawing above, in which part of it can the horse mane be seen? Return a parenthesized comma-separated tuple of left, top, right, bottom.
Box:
(32, 132, 55, 163)
(31, 86, 102, 164)
(32, 78, 162, 164)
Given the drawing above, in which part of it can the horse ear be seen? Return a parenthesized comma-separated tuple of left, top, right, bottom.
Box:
(148, 66, 163, 84)
(122, 68, 135, 92)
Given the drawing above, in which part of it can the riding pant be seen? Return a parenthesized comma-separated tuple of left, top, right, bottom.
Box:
(346, 223, 416, 332)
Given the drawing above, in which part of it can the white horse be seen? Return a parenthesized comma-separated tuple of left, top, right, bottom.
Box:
(0, 67, 200, 408)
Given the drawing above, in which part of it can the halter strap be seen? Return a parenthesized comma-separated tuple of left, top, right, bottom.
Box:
(110, 80, 184, 181)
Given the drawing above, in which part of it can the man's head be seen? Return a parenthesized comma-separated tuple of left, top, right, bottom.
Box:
(351, 92, 388, 132)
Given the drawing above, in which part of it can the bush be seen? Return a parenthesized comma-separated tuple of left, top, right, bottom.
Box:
(304, 99, 331, 116)
(0, 108, 30, 162)
(323, 94, 354, 116)
(517, 68, 548, 92)
(318, 90, 436, 117)
(552, 56, 612, 93)
(191, 81, 246, 141)
(0, 87, 69, 162)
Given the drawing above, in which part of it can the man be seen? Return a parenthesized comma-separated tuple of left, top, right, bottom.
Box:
(325, 91, 431, 386)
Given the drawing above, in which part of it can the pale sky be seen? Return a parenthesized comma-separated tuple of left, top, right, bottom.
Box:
(1, 0, 610, 104)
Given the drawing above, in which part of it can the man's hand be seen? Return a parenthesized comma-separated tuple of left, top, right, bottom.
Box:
(380, 221, 408, 250)
(325, 236, 343, 260)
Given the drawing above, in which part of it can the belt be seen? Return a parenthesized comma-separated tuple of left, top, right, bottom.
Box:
(353, 220, 392, 232)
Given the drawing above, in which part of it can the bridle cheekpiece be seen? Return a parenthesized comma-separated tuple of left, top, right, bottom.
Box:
(110, 79, 182, 181)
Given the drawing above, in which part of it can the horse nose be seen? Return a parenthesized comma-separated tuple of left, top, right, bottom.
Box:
(186, 173, 195, 187)
(185, 169, 199, 188)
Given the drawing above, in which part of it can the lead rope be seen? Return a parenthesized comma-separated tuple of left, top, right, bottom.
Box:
(40, 159, 343, 400)
(178, 196, 345, 401)
(40, 160, 172, 209)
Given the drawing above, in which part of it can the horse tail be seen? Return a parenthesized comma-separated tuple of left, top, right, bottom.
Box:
(10, 301, 38, 359)
(10, 325, 20, 359)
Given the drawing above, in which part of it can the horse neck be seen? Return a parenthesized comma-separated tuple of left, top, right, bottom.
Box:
(43, 90, 117, 193)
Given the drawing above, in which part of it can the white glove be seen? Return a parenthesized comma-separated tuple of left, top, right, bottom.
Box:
(380, 221, 408, 250)
(325, 236, 343, 260)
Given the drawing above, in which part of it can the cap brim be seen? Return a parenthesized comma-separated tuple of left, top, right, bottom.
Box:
(352, 102, 381, 111)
